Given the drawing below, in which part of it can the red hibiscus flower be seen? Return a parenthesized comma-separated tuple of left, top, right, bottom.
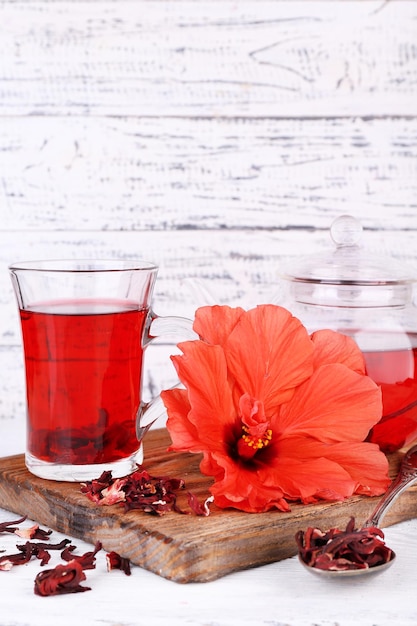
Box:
(161, 305, 390, 513)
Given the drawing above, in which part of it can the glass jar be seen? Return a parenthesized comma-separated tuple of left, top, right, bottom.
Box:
(279, 215, 417, 453)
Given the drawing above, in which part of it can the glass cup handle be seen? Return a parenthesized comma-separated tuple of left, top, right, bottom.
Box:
(143, 312, 197, 347)
(136, 311, 197, 442)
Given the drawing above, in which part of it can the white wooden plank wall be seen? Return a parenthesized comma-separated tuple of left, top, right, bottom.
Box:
(0, 0, 416, 448)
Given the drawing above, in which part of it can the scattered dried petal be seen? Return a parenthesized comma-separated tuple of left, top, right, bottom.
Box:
(17, 538, 71, 555)
(15, 523, 52, 541)
(60, 545, 76, 561)
(80, 470, 114, 504)
(296, 517, 394, 571)
(33, 542, 102, 595)
(100, 478, 127, 505)
(187, 492, 214, 516)
(0, 543, 33, 569)
(34, 561, 91, 596)
(14, 538, 72, 567)
(106, 551, 131, 576)
(81, 467, 193, 516)
(0, 520, 129, 593)
(60, 542, 102, 570)
(0, 515, 27, 534)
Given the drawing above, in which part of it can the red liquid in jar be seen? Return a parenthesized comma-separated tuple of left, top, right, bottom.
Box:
(362, 336, 417, 452)
(20, 301, 147, 465)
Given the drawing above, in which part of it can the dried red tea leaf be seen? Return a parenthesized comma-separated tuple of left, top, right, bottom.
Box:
(15, 523, 52, 541)
(34, 547, 52, 566)
(106, 551, 131, 576)
(187, 492, 214, 516)
(1, 537, 74, 571)
(296, 517, 394, 571)
(13, 538, 72, 567)
(33, 542, 102, 596)
(99, 478, 127, 505)
(29, 421, 136, 466)
(0, 547, 32, 569)
(60, 545, 76, 561)
(80, 470, 114, 503)
(0, 540, 39, 570)
(34, 561, 91, 596)
(81, 466, 214, 517)
(81, 467, 188, 516)
(0, 515, 27, 534)
(60, 541, 102, 570)
(17, 538, 71, 555)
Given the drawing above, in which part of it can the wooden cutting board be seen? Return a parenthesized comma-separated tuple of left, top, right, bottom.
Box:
(0, 428, 416, 583)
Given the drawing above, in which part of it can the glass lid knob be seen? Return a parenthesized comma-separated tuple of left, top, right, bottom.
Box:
(330, 215, 363, 247)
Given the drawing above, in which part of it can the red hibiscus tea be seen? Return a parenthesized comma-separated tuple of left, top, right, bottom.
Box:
(9, 259, 160, 481)
(20, 301, 147, 471)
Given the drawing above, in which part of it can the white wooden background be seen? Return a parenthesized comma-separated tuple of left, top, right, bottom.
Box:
(0, 0, 416, 454)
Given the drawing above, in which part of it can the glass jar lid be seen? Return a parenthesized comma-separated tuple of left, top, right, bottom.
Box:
(281, 215, 417, 307)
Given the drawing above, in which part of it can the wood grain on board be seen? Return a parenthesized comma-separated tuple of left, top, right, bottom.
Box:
(0, 428, 416, 583)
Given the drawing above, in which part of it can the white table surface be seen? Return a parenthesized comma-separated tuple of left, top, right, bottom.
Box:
(1, 429, 417, 626)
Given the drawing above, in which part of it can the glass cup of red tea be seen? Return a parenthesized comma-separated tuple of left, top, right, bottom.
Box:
(9, 259, 195, 481)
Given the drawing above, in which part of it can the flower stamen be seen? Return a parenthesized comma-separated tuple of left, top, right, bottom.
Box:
(238, 425, 272, 460)
(241, 425, 272, 451)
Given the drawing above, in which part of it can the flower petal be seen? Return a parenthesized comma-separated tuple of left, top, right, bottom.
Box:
(275, 437, 390, 499)
(161, 387, 200, 453)
(311, 330, 366, 374)
(193, 305, 245, 345)
(225, 305, 314, 410)
(166, 341, 237, 452)
(315, 441, 390, 496)
(208, 452, 289, 513)
(277, 363, 382, 442)
(267, 455, 357, 503)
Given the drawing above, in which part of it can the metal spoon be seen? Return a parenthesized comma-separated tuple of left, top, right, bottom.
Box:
(298, 444, 417, 577)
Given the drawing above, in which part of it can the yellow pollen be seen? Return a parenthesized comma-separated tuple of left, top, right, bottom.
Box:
(241, 425, 272, 451)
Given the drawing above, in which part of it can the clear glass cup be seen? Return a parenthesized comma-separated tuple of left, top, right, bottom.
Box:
(9, 259, 194, 481)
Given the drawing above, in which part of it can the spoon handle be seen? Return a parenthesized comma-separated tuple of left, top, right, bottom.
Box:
(364, 444, 417, 528)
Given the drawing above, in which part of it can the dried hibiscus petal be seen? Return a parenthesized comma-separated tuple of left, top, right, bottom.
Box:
(99, 478, 127, 505)
(80, 470, 114, 503)
(33, 542, 102, 596)
(60, 541, 102, 569)
(187, 492, 214, 516)
(81, 466, 213, 517)
(82, 468, 185, 515)
(296, 517, 394, 571)
(15, 523, 52, 541)
(17, 538, 71, 556)
(34, 561, 90, 596)
(0, 544, 33, 570)
(13, 538, 72, 567)
(106, 551, 131, 576)
(1, 536, 85, 572)
(0, 515, 27, 534)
